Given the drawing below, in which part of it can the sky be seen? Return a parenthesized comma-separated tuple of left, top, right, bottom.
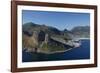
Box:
(22, 10, 90, 30)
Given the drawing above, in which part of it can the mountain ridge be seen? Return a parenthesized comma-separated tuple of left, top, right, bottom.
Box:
(22, 22, 90, 53)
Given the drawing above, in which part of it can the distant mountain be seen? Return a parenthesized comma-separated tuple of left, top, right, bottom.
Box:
(71, 26, 90, 38)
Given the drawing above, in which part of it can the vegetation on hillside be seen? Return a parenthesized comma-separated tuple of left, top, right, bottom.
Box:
(22, 22, 90, 53)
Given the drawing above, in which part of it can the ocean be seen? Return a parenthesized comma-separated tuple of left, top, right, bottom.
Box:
(22, 39, 90, 62)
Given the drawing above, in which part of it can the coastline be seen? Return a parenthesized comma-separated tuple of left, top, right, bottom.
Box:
(37, 38, 89, 54)
(23, 39, 90, 62)
(37, 48, 74, 54)
(23, 38, 89, 54)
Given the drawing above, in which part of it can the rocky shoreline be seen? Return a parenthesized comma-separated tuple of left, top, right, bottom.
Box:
(37, 48, 73, 54)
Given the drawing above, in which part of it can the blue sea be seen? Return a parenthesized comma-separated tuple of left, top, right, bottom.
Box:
(22, 39, 90, 62)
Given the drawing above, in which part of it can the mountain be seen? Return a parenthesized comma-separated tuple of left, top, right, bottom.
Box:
(22, 22, 90, 54)
(23, 22, 61, 34)
(22, 22, 73, 53)
(22, 22, 73, 40)
(71, 26, 90, 38)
